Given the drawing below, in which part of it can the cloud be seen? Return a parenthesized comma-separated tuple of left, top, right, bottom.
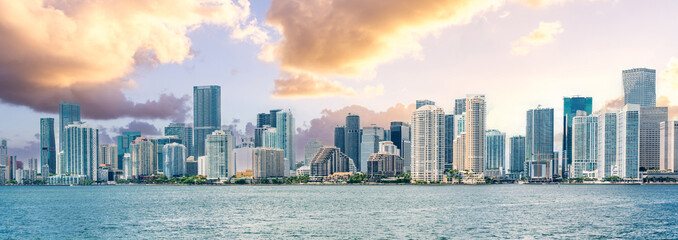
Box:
(263, 0, 503, 76)
(512, 21, 564, 55)
(657, 96, 678, 121)
(295, 103, 415, 162)
(661, 57, 678, 89)
(596, 96, 624, 113)
(272, 73, 358, 98)
(8, 140, 41, 162)
(513, 0, 571, 7)
(0, 0, 264, 120)
(114, 120, 161, 136)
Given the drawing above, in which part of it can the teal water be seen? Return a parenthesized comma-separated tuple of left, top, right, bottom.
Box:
(1, 185, 677, 239)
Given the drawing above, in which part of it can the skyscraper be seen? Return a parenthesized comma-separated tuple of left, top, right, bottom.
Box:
(660, 121, 678, 172)
(255, 113, 270, 147)
(571, 113, 598, 178)
(164, 123, 193, 159)
(639, 106, 668, 170)
(509, 136, 526, 174)
(62, 122, 98, 180)
(597, 112, 617, 178)
(345, 114, 361, 170)
(130, 137, 154, 179)
(0, 140, 6, 166)
(193, 85, 221, 159)
(275, 110, 295, 171)
(149, 136, 182, 174)
(304, 139, 324, 166)
(40, 118, 56, 174)
(59, 101, 80, 152)
(562, 96, 592, 177)
(252, 148, 285, 179)
(411, 105, 445, 182)
(269, 109, 282, 127)
(334, 126, 345, 152)
(205, 130, 233, 180)
(465, 95, 486, 173)
(623, 68, 656, 107)
(360, 125, 384, 172)
(98, 144, 118, 169)
(256, 113, 270, 128)
(485, 129, 505, 171)
(444, 114, 455, 171)
(454, 98, 467, 115)
(416, 99, 436, 109)
(525, 107, 554, 179)
(617, 104, 640, 180)
(163, 143, 186, 178)
(117, 132, 141, 171)
(310, 146, 357, 177)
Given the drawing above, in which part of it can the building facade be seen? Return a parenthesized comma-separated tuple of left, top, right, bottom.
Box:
(59, 101, 80, 152)
(660, 121, 678, 172)
(465, 95, 486, 173)
(163, 143, 186, 178)
(310, 146, 356, 177)
(509, 136, 526, 174)
(117, 132, 141, 171)
(617, 104, 640, 180)
(571, 114, 598, 178)
(193, 85, 221, 159)
(525, 107, 555, 179)
(485, 129, 505, 171)
(62, 122, 98, 180)
(98, 144, 118, 169)
(639, 106, 668, 170)
(304, 139, 323, 166)
(345, 114, 361, 171)
(360, 125, 384, 173)
(40, 118, 56, 174)
(416, 99, 436, 109)
(623, 68, 656, 107)
(252, 148, 285, 179)
(205, 130, 233, 180)
(597, 112, 618, 178)
(130, 137, 154, 179)
(562, 96, 593, 177)
(367, 153, 404, 177)
(411, 105, 445, 182)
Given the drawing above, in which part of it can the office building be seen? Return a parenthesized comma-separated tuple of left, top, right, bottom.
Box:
(485, 129, 505, 170)
(660, 121, 678, 172)
(465, 95, 486, 173)
(310, 146, 357, 177)
(623, 68, 656, 107)
(453, 133, 467, 171)
(205, 130, 233, 180)
(509, 136, 526, 174)
(390, 122, 411, 172)
(525, 107, 555, 179)
(444, 114, 455, 171)
(117, 132, 141, 171)
(639, 106, 668, 170)
(333, 126, 345, 153)
(62, 122, 98, 180)
(379, 141, 399, 155)
(149, 136, 182, 173)
(304, 139, 323, 166)
(411, 105, 445, 182)
(617, 104, 640, 180)
(163, 143, 186, 178)
(562, 96, 593, 177)
(275, 110, 295, 170)
(252, 148, 285, 179)
(40, 118, 56, 174)
(98, 144, 118, 169)
(345, 114, 361, 170)
(0, 140, 6, 166)
(130, 137, 154, 179)
(571, 113, 598, 178)
(454, 98, 467, 115)
(59, 101, 81, 152)
(360, 125, 384, 173)
(122, 153, 132, 180)
(193, 85, 221, 158)
(164, 123, 193, 158)
(416, 99, 436, 109)
(256, 113, 270, 128)
(597, 112, 618, 178)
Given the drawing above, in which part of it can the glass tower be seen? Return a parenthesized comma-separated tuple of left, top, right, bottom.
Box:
(444, 114, 455, 171)
(416, 99, 436, 109)
(623, 68, 656, 107)
(485, 129, 505, 170)
(345, 114, 361, 170)
(617, 104, 640, 179)
(509, 136, 526, 174)
(193, 85, 221, 159)
(360, 125, 384, 173)
(525, 107, 554, 179)
(571, 114, 598, 178)
(117, 132, 141, 171)
(40, 118, 56, 174)
(562, 96, 592, 177)
(59, 101, 81, 152)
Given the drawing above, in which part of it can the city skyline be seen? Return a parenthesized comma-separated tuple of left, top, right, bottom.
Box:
(0, 0, 678, 163)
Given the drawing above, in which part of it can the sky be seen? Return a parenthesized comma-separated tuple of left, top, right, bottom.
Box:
(1, 0, 677, 162)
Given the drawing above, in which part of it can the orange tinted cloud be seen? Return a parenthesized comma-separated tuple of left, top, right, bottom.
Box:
(272, 73, 357, 98)
(512, 21, 564, 55)
(0, 0, 264, 119)
(263, 0, 503, 76)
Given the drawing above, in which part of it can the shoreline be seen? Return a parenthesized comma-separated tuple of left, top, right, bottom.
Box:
(4, 182, 675, 186)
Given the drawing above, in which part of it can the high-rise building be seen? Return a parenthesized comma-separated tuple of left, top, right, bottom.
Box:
(367, 152, 404, 177)
(117, 132, 141, 171)
(0, 140, 6, 166)
(379, 141, 400, 155)
(360, 125, 384, 173)
(525, 107, 555, 179)
(256, 113, 270, 128)
(252, 148, 285, 179)
(62, 122, 98, 180)
(617, 104, 640, 180)
(164, 123, 185, 138)
(453, 133, 467, 171)
(164, 123, 193, 158)
(465, 95, 486, 173)
(333, 126, 345, 152)
(269, 109, 282, 127)
(660, 121, 678, 172)
(416, 99, 436, 109)
(411, 105, 445, 182)
(275, 110, 295, 171)
(571, 113, 598, 178)
(205, 130, 233, 180)
(597, 112, 617, 178)
(639, 106, 668, 170)
(444, 114, 455, 171)
(389, 122, 411, 172)
(304, 139, 323, 166)
(623, 68, 656, 107)
(310, 146, 357, 177)
(130, 137, 154, 179)
(98, 144, 118, 169)
(193, 85, 221, 159)
(345, 114, 361, 170)
(185, 157, 198, 177)
(40, 118, 56, 174)
(509, 136, 526, 174)
(149, 136, 182, 174)
(163, 143, 186, 178)
(454, 98, 467, 115)
(485, 129, 505, 170)
(59, 101, 80, 152)
(562, 96, 593, 177)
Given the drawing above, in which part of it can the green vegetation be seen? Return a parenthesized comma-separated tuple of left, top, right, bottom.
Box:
(603, 176, 623, 182)
(285, 175, 309, 184)
(347, 173, 367, 184)
(234, 179, 248, 184)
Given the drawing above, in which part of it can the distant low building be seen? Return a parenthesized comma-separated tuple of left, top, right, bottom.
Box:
(252, 148, 285, 179)
(367, 153, 403, 177)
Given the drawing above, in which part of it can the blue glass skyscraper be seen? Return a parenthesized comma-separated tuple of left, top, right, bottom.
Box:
(59, 101, 80, 152)
(444, 114, 455, 171)
(40, 118, 56, 174)
(509, 136, 526, 174)
(623, 68, 656, 107)
(485, 129, 505, 170)
(562, 96, 592, 177)
(526, 107, 554, 179)
(117, 131, 141, 170)
(193, 85, 221, 158)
